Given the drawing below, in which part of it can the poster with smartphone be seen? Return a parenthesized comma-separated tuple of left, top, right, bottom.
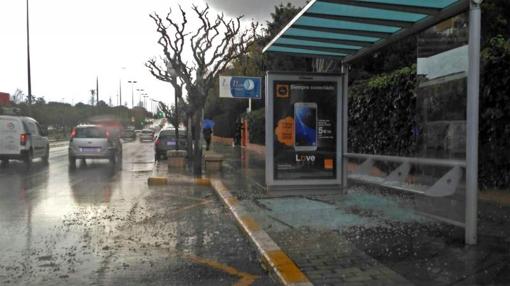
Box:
(272, 78, 338, 181)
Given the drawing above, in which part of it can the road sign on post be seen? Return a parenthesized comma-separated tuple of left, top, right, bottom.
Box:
(219, 76, 262, 99)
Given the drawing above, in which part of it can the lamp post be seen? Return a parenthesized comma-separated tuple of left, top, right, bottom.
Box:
(166, 61, 179, 150)
(127, 80, 137, 108)
(150, 98, 159, 117)
(26, 0, 32, 114)
(136, 88, 145, 107)
(143, 95, 148, 110)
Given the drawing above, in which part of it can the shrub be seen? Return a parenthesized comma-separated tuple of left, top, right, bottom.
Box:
(479, 36, 510, 188)
(246, 108, 265, 145)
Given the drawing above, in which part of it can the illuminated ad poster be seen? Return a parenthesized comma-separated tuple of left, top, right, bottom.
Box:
(271, 77, 338, 181)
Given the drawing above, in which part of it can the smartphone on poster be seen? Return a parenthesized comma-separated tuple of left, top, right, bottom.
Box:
(294, 102, 318, 151)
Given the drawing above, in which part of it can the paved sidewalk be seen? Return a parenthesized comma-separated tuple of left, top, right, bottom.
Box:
(212, 143, 510, 286)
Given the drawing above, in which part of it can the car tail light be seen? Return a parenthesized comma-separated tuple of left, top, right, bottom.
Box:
(20, 134, 29, 146)
(155, 139, 160, 146)
(70, 128, 77, 139)
(106, 130, 110, 138)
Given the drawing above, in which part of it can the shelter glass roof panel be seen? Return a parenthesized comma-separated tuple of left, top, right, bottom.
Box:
(263, 0, 468, 63)
(356, 0, 459, 9)
(275, 38, 363, 50)
(308, 2, 427, 22)
(267, 46, 348, 57)
(296, 16, 401, 33)
(287, 28, 380, 43)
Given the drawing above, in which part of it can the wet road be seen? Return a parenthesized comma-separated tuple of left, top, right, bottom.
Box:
(0, 140, 276, 285)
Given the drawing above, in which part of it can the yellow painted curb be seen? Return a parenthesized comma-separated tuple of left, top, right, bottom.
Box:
(195, 178, 211, 186)
(209, 179, 312, 286)
(266, 250, 310, 284)
(148, 177, 168, 186)
(226, 196, 239, 206)
(240, 216, 261, 232)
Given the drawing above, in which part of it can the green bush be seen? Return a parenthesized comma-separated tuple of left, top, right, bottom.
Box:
(212, 113, 237, 138)
(348, 65, 417, 156)
(479, 36, 510, 189)
(246, 108, 265, 145)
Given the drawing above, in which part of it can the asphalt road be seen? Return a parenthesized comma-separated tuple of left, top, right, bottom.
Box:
(0, 140, 276, 285)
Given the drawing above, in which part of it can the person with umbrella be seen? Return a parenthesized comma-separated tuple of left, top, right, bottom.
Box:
(202, 119, 215, 151)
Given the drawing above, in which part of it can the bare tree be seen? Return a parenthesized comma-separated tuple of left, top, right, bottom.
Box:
(147, 5, 258, 175)
(312, 58, 340, 73)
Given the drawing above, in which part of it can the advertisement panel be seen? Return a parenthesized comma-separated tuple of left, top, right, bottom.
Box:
(266, 72, 343, 191)
(219, 76, 262, 99)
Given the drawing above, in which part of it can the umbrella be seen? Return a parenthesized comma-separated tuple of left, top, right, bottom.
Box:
(202, 119, 215, 129)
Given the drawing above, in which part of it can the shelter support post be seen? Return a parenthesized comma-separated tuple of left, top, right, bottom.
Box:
(341, 64, 349, 190)
(465, 0, 482, 245)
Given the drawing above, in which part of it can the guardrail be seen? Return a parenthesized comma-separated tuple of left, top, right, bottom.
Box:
(344, 153, 465, 198)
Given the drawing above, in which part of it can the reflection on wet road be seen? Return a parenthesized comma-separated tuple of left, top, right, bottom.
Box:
(0, 141, 275, 285)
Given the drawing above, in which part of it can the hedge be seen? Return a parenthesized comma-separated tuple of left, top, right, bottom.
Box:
(479, 36, 510, 188)
(348, 66, 417, 156)
(246, 108, 265, 145)
(212, 112, 237, 138)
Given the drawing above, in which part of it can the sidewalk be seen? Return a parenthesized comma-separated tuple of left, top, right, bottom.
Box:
(212, 143, 510, 286)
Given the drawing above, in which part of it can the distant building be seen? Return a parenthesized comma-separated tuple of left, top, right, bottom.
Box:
(0, 92, 10, 106)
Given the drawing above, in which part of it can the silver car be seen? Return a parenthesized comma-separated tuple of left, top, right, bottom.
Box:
(139, 128, 154, 142)
(68, 124, 122, 168)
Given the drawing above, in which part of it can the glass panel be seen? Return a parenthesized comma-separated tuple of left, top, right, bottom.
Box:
(268, 46, 347, 57)
(357, 0, 460, 9)
(297, 16, 401, 33)
(287, 28, 379, 43)
(276, 38, 362, 50)
(309, 2, 427, 22)
(413, 13, 469, 225)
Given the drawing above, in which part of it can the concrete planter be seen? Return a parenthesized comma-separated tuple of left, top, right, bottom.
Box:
(167, 150, 187, 168)
(204, 152, 224, 172)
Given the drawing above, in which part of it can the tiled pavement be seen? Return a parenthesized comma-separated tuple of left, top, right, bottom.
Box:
(212, 143, 510, 286)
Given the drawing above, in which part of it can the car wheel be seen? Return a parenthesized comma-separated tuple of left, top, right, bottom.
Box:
(155, 152, 160, 161)
(110, 153, 117, 166)
(69, 154, 76, 169)
(0, 159, 9, 168)
(42, 146, 50, 165)
(24, 151, 33, 170)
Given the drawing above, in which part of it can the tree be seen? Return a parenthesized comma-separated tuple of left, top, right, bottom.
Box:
(147, 5, 258, 175)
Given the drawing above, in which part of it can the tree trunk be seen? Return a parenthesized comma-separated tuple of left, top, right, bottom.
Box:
(186, 115, 193, 164)
(191, 112, 203, 176)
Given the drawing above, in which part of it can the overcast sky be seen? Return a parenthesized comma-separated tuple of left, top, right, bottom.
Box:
(0, 0, 306, 110)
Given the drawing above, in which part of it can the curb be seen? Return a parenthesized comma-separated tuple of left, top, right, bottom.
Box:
(210, 178, 313, 286)
(147, 176, 211, 187)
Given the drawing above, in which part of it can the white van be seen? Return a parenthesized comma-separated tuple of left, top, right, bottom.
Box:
(0, 116, 50, 168)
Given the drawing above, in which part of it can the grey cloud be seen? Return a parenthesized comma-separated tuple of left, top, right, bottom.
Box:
(206, 0, 307, 21)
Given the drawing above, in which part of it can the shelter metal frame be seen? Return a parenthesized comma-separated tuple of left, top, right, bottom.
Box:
(264, 0, 482, 244)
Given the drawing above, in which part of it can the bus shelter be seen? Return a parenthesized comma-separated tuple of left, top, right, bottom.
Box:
(263, 0, 482, 244)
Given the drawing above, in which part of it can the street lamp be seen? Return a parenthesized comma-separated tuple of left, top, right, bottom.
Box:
(127, 80, 137, 108)
(166, 61, 180, 150)
(150, 98, 159, 117)
(143, 95, 148, 110)
(136, 88, 145, 107)
(26, 0, 32, 114)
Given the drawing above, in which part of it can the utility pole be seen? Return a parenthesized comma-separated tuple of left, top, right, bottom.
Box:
(119, 80, 122, 106)
(96, 76, 99, 106)
(128, 80, 137, 108)
(26, 0, 32, 114)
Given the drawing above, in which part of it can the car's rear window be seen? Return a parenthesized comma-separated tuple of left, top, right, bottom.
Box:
(75, 127, 107, 138)
(158, 130, 186, 139)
